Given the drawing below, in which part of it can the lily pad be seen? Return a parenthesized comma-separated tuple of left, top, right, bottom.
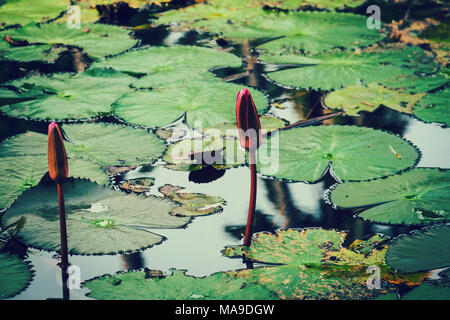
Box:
(324, 83, 426, 116)
(0, 43, 65, 63)
(386, 224, 450, 272)
(256, 125, 419, 182)
(157, 5, 383, 54)
(0, 252, 33, 299)
(0, 0, 68, 27)
(0, 123, 165, 208)
(1, 69, 133, 121)
(413, 88, 450, 127)
(91, 46, 242, 88)
(203, 115, 286, 137)
(0, 217, 25, 250)
(0, 22, 137, 58)
(113, 80, 268, 128)
(158, 184, 224, 217)
(84, 268, 277, 300)
(1, 178, 190, 255)
(119, 178, 155, 194)
(330, 168, 450, 225)
(261, 47, 437, 90)
(223, 228, 391, 300)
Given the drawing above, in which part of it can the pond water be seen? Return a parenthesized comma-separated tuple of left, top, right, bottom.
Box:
(1, 3, 449, 300)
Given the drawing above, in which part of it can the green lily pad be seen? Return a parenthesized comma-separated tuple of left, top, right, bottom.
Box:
(84, 268, 277, 300)
(203, 115, 286, 137)
(0, 0, 68, 27)
(261, 47, 437, 90)
(158, 184, 224, 217)
(330, 168, 450, 225)
(0, 217, 25, 250)
(324, 83, 426, 116)
(0, 123, 165, 209)
(386, 224, 450, 272)
(0, 22, 137, 58)
(157, 5, 383, 54)
(1, 178, 190, 255)
(223, 228, 391, 300)
(0, 252, 33, 299)
(402, 281, 450, 300)
(413, 88, 450, 127)
(113, 80, 268, 128)
(1, 69, 133, 121)
(91, 46, 242, 88)
(0, 42, 66, 63)
(382, 70, 449, 94)
(256, 125, 419, 182)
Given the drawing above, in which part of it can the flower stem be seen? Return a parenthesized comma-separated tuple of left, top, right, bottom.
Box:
(244, 150, 257, 247)
(57, 183, 70, 300)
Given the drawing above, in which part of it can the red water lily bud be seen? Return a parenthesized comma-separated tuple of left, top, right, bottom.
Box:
(236, 88, 263, 151)
(47, 122, 68, 183)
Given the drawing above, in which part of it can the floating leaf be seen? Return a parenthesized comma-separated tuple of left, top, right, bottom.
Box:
(413, 88, 450, 127)
(158, 184, 224, 217)
(0, 0, 68, 27)
(1, 69, 133, 121)
(324, 83, 426, 116)
(224, 228, 392, 300)
(0, 123, 165, 208)
(401, 271, 450, 300)
(113, 80, 268, 128)
(1, 179, 190, 254)
(330, 169, 450, 225)
(261, 47, 436, 90)
(386, 224, 450, 272)
(157, 5, 383, 54)
(256, 125, 419, 182)
(0, 42, 65, 63)
(0, 252, 33, 299)
(0, 217, 25, 250)
(119, 178, 154, 194)
(91, 46, 242, 88)
(84, 268, 277, 300)
(0, 22, 137, 58)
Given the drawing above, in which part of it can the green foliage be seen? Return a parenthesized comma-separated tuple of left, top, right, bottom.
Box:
(223, 228, 390, 300)
(1, 69, 133, 121)
(0, 252, 32, 299)
(114, 80, 268, 128)
(324, 83, 425, 116)
(257, 125, 419, 182)
(0, 22, 137, 58)
(1, 179, 190, 254)
(0, 0, 69, 27)
(91, 46, 242, 88)
(0, 123, 165, 209)
(330, 168, 450, 225)
(261, 47, 436, 90)
(386, 224, 450, 272)
(84, 269, 277, 300)
(157, 6, 383, 54)
(414, 88, 450, 127)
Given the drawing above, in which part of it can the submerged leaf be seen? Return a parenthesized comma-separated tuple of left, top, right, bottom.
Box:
(330, 168, 450, 225)
(1, 179, 190, 254)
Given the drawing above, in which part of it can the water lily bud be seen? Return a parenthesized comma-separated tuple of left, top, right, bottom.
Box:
(235, 88, 263, 151)
(47, 122, 68, 183)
